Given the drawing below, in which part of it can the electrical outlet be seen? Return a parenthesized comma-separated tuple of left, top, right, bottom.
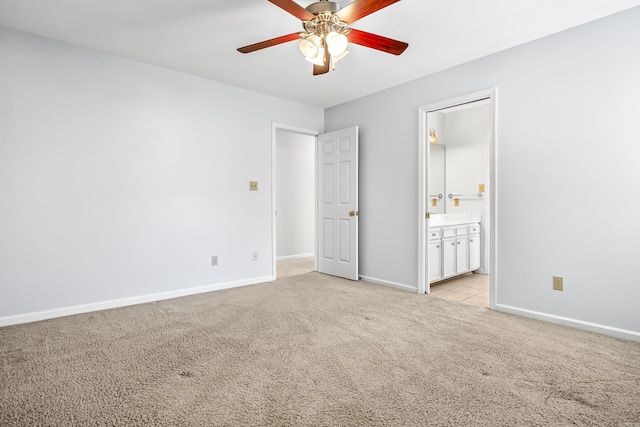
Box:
(553, 276, 563, 291)
(253, 252, 258, 262)
(212, 255, 218, 266)
(249, 181, 258, 191)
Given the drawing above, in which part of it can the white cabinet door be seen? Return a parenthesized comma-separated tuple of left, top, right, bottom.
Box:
(456, 235, 469, 275)
(469, 233, 481, 271)
(442, 237, 457, 278)
(317, 126, 359, 280)
(428, 239, 442, 283)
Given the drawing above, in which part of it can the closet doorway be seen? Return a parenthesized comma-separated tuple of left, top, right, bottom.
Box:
(272, 124, 318, 279)
(417, 89, 497, 309)
(272, 124, 360, 281)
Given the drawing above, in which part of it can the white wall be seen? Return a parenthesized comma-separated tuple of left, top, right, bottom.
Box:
(276, 130, 315, 260)
(325, 7, 640, 340)
(0, 27, 323, 324)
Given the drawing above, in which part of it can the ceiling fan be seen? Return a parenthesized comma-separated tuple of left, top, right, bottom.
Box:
(237, 0, 408, 75)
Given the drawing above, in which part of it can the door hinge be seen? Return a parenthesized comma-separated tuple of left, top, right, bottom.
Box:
(425, 212, 430, 219)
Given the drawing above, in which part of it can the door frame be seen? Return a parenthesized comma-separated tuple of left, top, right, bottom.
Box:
(417, 88, 498, 308)
(271, 123, 320, 279)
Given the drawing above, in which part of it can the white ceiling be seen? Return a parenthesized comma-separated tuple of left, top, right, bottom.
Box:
(1, 0, 639, 108)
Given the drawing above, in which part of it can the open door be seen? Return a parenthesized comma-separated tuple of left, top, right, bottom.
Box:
(316, 126, 359, 280)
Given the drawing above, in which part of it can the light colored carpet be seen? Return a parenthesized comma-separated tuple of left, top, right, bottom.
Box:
(1, 258, 639, 426)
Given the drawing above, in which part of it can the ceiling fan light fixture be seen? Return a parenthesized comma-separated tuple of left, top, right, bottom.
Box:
(326, 31, 348, 56)
(332, 49, 349, 62)
(237, 0, 409, 76)
(331, 49, 349, 71)
(305, 47, 326, 66)
(299, 34, 321, 58)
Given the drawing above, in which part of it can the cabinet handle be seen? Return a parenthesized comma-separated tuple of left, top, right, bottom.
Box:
(457, 241, 461, 245)
(470, 239, 474, 242)
(436, 245, 440, 249)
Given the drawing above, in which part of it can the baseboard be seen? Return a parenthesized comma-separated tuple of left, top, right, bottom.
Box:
(495, 303, 640, 343)
(359, 275, 418, 293)
(276, 253, 314, 261)
(0, 275, 274, 328)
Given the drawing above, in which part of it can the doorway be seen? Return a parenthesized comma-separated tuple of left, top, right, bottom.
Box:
(417, 89, 497, 308)
(272, 124, 319, 279)
(275, 130, 316, 260)
(272, 124, 360, 281)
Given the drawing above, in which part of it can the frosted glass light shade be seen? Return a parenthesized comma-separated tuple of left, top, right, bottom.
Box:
(305, 47, 325, 66)
(299, 35, 321, 58)
(326, 32, 348, 56)
(332, 50, 349, 63)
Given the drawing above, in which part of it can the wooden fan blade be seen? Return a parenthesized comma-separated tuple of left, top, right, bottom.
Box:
(336, 0, 400, 24)
(347, 28, 408, 55)
(237, 33, 301, 53)
(268, 0, 316, 21)
(313, 49, 331, 75)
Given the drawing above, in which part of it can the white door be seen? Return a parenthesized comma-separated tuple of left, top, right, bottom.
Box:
(317, 126, 358, 280)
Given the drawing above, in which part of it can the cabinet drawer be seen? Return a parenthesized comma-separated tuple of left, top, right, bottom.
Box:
(442, 227, 456, 238)
(456, 225, 468, 236)
(468, 223, 480, 235)
(429, 228, 442, 240)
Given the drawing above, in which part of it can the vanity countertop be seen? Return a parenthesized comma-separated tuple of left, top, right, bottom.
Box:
(429, 213, 481, 228)
(430, 219, 478, 227)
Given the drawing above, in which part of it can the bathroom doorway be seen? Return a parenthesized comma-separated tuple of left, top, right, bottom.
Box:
(417, 89, 497, 308)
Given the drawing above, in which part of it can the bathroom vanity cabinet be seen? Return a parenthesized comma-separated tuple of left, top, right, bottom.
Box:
(428, 228, 443, 283)
(429, 223, 480, 283)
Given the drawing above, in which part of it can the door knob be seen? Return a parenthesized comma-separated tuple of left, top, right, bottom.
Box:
(349, 211, 358, 217)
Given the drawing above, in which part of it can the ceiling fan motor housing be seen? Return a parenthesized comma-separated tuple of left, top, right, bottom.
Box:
(305, 0, 340, 15)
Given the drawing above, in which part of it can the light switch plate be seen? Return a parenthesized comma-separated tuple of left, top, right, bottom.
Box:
(249, 181, 258, 191)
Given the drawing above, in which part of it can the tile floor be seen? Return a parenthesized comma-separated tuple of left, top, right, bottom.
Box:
(429, 273, 490, 308)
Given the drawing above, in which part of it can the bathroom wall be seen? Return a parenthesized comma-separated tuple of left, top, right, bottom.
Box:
(443, 105, 490, 214)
